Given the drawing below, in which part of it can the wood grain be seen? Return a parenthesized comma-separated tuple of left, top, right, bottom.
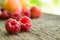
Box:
(0, 14, 60, 40)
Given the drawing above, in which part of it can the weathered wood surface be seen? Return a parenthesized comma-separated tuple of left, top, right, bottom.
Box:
(0, 14, 60, 40)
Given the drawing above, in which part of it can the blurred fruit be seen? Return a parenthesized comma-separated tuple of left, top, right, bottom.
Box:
(22, 7, 31, 17)
(0, 10, 2, 18)
(5, 18, 21, 34)
(10, 8, 22, 19)
(19, 16, 32, 31)
(20, 0, 30, 9)
(2, 0, 22, 11)
(30, 6, 42, 18)
(0, 8, 10, 19)
(1, 10, 10, 19)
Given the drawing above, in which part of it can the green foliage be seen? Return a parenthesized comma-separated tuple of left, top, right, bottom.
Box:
(30, 0, 42, 6)
(53, 0, 58, 5)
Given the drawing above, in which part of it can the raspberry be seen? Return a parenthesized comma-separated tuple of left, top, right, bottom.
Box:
(10, 8, 22, 19)
(0, 10, 2, 18)
(22, 7, 31, 17)
(5, 18, 21, 34)
(0, 9, 10, 19)
(1, 10, 10, 19)
(19, 16, 32, 31)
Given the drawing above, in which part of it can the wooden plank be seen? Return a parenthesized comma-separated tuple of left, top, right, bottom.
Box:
(0, 14, 60, 40)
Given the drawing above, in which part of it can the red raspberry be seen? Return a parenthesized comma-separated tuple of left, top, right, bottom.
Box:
(10, 8, 22, 19)
(22, 7, 31, 17)
(1, 10, 10, 19)
(0, 7, 10, 19)
(19, 16, 32, 31)
(0, 9, 10, 19)
(5, 18, 21, 34)
(0, 10, 2, 18)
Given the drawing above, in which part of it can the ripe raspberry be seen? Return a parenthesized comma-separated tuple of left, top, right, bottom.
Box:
(1, 10, 10, 19)
(0, 8, 10, 19)
(10, 8, 22, 19)
(22, 7, 31, 17)
(19, 16, 32, 31)
(0, 10, 2, 18)
(5, 18, 21, 34)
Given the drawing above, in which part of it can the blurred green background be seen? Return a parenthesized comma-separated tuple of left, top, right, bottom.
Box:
(30, 0, 59, 7)
(30, 0, 60, 15)
(0, 0, 60, 15)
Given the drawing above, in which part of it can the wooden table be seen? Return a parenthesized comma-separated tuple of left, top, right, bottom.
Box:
(0, 14, 60, 40)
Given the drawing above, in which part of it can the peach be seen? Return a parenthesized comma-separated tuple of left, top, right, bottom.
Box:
(2, 0, 22, 11)
(20, 0, 30, 9)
